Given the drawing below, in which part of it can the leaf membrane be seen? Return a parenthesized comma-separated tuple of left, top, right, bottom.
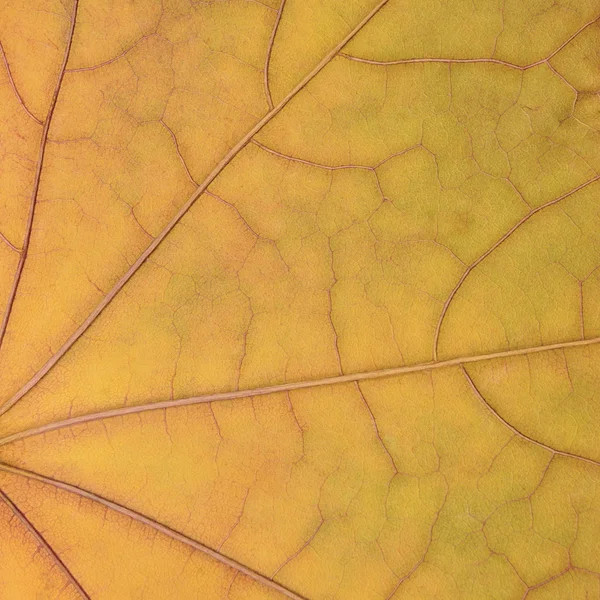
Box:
(0, 0, 599, 598)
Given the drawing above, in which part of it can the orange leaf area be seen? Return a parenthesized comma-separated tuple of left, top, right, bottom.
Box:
(1, 0, 600, 598)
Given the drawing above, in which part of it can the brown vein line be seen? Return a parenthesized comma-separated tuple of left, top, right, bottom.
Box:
(384, 483, 447, 600)
(355, 381, 399, 473)
(339, 54, 539, 69)
(522, 568, 572, 600)
(0, 0, 79, 353)
(2, 336, 600, 448)
(0, 40, 43, 125)
(0, 488, 90, 599)
(65, 40, 140, 73)
(160, 119, 198, 186)
(271, 519, 324, 578)
(461, 367, 600, 469)
(339, 12, 600, 69)
(252, 139, 373, 170)
(0, 0, 391, 419)
(0, 230, 20, 253)
(251, 0, 277, 11)
(251, 140, 428, 170)
(432, 174, 600, 360)
(541, 13, 600, 63)
(0, 463, 308, 600)
(264, 0, 286, 110)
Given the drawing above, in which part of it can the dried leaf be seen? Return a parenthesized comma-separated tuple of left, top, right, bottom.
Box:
(1, 1, 600, 598)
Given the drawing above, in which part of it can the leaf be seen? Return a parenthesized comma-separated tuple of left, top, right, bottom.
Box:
(0, 0, 599, 598)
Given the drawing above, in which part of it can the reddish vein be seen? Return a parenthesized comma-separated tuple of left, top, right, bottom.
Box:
(0, 40, 42, 125)
(462, 367, 600, 468)
(0, 231, 20, 253)
(339, 54, 545, 70)
(1, 335, 599, 448)
(433, 175, 600, 360)
(0, 463, 308, 600)
(252, 138, 374, 170)
(0, 488, 90, 598)
(0, 0, 391, 419)
(264, 0, 287, 109)
(0, 0, 79, 352)
(339, 13, 600, 68)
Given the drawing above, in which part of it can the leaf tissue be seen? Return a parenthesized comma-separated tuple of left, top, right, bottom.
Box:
(0, 0, 599, 598)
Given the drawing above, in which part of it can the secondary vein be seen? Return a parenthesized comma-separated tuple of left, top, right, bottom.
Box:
(0, 463, 308, 600)
(0, 0, 79, 352)
(0, 487, 90, 599)
(0, 0, 391, 420)
(1, 335, 598, 448)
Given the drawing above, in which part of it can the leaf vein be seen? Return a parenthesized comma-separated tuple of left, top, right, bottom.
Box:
(0, 0, 79, 353)
(0, 463, 308, 600)
(2, 336, 600, 449)
(0, 487, 90, 599)
(462, 366, 600, 468)
(0, 40, 43, 125)
(433, 175, 600, 360)
(0, 0, 391, 419)
(339, 13, 600, 69)
(263, 0, 287, 110)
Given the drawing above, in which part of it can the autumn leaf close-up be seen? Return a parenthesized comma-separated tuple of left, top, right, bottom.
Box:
(1, 0, 600, 598)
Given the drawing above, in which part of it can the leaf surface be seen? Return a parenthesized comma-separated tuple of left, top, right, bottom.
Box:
(1, 0, 600, 598)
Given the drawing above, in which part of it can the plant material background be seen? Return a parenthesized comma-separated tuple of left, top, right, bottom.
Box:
(0, 0, 599, 598)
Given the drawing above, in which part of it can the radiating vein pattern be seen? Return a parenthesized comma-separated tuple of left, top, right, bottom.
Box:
(1, 0, 600, 598)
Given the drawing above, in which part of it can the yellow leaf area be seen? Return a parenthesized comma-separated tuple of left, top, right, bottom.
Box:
(1, 0, 600, 598)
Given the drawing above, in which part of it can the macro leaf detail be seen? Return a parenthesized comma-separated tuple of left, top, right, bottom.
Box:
(0, 0, 600, 599)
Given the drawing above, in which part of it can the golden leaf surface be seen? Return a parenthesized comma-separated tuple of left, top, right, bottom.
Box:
(1, 0, 600, 598)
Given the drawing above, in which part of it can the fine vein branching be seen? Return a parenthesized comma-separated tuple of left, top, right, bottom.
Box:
(1, 335, 598, 448)
(0, 463, 308, 600)
(0, 487, 90, 598)
(0, 0, 79, 353)
(462, 367, 600, 468)
(0, 0, 392, 420)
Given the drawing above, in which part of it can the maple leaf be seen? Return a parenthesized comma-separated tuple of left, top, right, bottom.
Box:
(1, 0, 600, 598)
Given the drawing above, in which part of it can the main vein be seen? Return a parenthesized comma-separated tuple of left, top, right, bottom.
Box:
(1, 335, 598, 447)
(0, 0, 79, 352)
(0, 0, 391, 419)
(0, 463, 308, 600)
(0, 487, 90, 599)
